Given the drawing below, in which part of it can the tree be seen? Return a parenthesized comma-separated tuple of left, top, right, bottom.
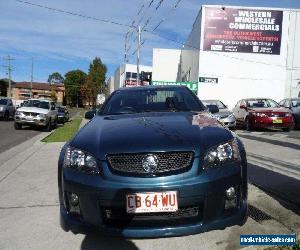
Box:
(0, 79, 8, 96)
(48, 72, 64, 84)
(50, 88, 57, 102)
(64, 70, 87, 107)
(81, 57, 107, 106)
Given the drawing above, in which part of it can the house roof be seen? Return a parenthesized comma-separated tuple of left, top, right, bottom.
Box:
(12, 82, 64, 91)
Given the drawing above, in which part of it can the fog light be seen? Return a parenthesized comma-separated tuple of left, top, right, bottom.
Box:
(105, 209, 112, 219)
(67, 192, 80, 215)
(225, 187, 236, 200)
(69, 193, 79, 206)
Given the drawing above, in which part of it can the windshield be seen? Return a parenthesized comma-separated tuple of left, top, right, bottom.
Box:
(24, 100, 50, 110)
(247, 99, 279, 108)
(202, 100, 226, 109)
(57, 107, 65, 112)
(0, 99, 8, 105)
(291, 99, 300, 107)
(102, 87, 205, 115)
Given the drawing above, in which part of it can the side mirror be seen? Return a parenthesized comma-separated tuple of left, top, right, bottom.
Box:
(85, 110, 96, 120)
(206, 104, 219, 114)
(240, 104, 247, 109)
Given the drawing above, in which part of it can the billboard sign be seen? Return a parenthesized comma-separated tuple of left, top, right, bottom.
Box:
(124, 80, 149, 87)
(203, 7, 283, 54)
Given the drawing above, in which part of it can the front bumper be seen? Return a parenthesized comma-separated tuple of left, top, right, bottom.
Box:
(220, 116, 236, 128)
(251, 116, 294, 129)
(59, 160, 248, 238)
(15, 115, 48, 126)
(57, 116, 66, 123)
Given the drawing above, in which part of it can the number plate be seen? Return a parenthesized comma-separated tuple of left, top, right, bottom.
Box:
(273, 119, 283, 124)
(126, 191, 178, 214)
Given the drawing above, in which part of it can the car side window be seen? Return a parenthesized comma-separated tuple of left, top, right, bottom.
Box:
(284, 100, 290, 108)
(279, 100, 285, 107)
(235, 101, 241, 107)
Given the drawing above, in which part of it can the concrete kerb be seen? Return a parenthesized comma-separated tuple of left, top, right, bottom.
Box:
(39, 111, 83, 143)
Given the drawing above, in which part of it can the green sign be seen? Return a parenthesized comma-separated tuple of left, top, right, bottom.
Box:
(152, 81, 198, 92)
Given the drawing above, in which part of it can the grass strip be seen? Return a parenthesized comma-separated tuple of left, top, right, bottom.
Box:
(42, 117, 82, 143)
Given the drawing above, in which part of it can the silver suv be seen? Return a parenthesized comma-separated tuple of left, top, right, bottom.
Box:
(15, 99, 58, 131)
(0, 97, 15, 120)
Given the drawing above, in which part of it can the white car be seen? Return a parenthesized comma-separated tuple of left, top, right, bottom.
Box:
(14, 99, 58, 131)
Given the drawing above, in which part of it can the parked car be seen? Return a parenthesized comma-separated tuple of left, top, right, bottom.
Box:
(14, 99, 58, 131)
(233, 98, 294, 131)
(58, 86, 248, 238)
(279, 98, 300, 129)
(203, 100, 236, 129)
(0, 97, 15, 120)
(84, 109, 97, 119)
(57, 106, 69, 124)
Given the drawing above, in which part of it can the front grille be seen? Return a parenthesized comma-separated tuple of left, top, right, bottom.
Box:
(107, 151, 194, 175)
(102, 205, 202, 227)
(23, 112, 38, 117)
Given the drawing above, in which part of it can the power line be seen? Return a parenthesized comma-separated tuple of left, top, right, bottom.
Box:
(132, 0, 183, 56)
(125, 0, 168, 59)
(15, 0, 288, 69)
(16, 0, 135, 29)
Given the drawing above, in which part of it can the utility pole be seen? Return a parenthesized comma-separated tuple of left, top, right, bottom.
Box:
(124, 31, 129, 63)
(30, 57, 34, 98)
(3, 55, 14, 98)
(137, 25, 141, 86)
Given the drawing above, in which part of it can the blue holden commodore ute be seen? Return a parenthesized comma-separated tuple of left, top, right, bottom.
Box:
(58, 86, 248, 238)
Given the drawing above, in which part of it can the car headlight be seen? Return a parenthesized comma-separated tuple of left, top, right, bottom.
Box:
(228, 114, 235, 119)
(38, 113, 47, 118)
(63, 147, 100, 174)
(16, 111, 22, 116)
(285, 113, 292, 117)
(203, 139, 241, 169)
(0, 107, 4, 111)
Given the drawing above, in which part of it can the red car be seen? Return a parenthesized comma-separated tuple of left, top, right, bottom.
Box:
(232, 98, 294, 131)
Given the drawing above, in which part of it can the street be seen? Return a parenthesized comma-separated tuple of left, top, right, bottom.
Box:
(0, 108, 79, 154)
(0, 125, 299, 250)
(0, 120, 41, 154)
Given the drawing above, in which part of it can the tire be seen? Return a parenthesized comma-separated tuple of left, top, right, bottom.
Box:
(4, 111, 9, 121)
(52, 118, 58, 129)
(245, 117, 253, 131)
(14, 122, 22, 130)
(44, 119, 52, 132)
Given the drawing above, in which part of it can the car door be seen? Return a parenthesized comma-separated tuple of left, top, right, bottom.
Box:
(232, 100, 241, 123)
(7, 99, 15, 117)
(239, 100, 248, 124)
(234, 100, 246, 124)
(50, 102, 57, 121)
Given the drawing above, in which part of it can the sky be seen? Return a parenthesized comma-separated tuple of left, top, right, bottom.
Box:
(0, 0, 300, 83)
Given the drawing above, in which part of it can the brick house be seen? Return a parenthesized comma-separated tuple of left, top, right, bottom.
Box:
(11, 82, 65, 104)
